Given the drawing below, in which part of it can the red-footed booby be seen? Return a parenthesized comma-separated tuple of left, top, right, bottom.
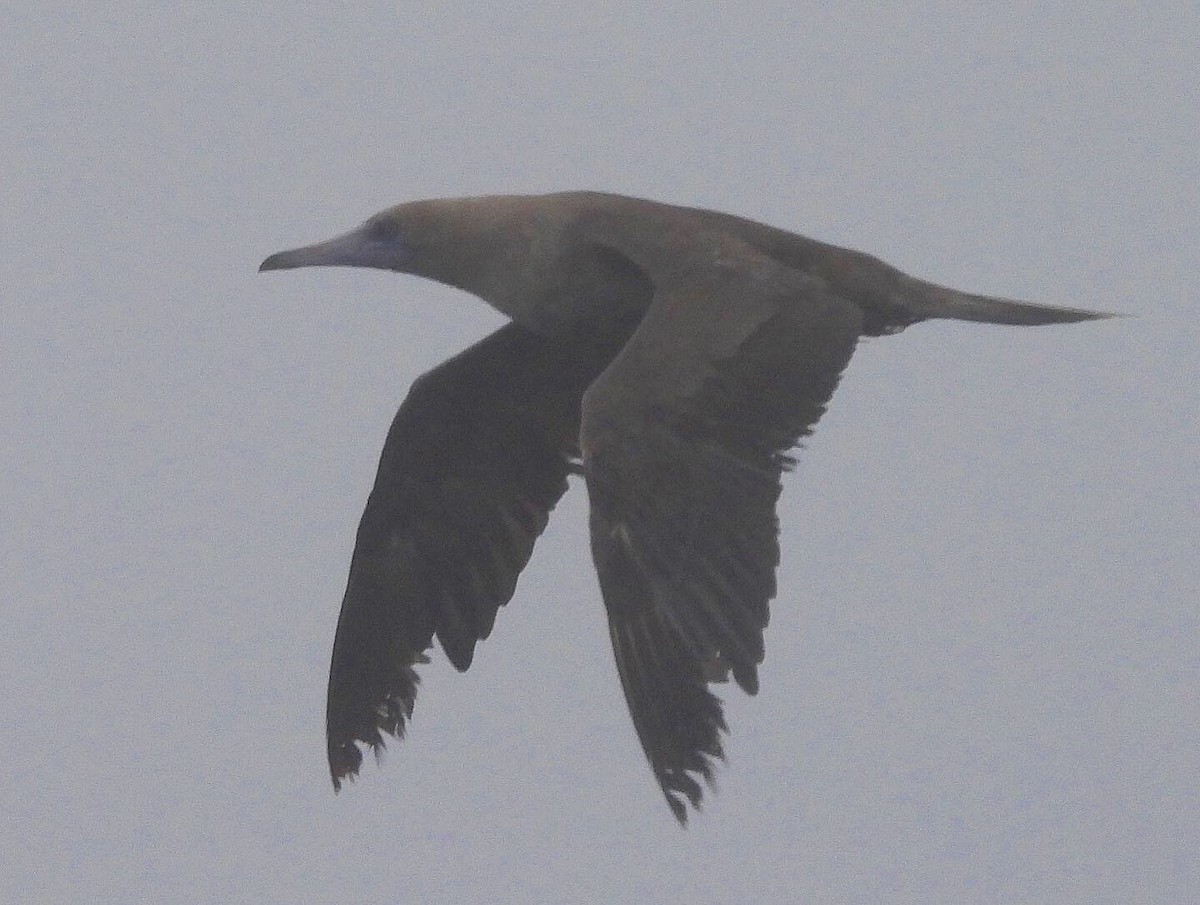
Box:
(260, 191, 1113, 823)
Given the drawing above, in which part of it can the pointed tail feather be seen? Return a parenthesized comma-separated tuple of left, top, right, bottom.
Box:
(902, 275, 1119, 326)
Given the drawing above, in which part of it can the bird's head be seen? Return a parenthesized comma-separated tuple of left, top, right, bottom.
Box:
(259, 194, 558, 318)
(259, 206, 417, 274)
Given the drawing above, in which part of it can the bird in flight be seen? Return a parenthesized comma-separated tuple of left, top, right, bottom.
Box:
(260, 191, 1112, 822)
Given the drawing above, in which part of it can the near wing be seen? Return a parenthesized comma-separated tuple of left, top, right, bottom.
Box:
(581, 248, 863, 821)
(327, 321, 620, 787)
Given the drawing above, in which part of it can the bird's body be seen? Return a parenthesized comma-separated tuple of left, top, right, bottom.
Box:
(260, 191, 1112, 822)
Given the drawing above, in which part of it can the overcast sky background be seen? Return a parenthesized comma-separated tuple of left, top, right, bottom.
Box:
(4, 4, 1197, 902)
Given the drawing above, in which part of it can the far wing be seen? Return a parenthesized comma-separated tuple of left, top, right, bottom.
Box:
(327, 322, 621, 787)
(581, 249, 863, 821)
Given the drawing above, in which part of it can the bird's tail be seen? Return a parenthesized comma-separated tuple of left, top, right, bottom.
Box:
(901, 275, 1118, 326)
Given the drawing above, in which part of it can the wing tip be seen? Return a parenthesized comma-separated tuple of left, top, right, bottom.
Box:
(667, 792, 689, 825)
(661, 759, 722, 825)
(329, 738, 369, 792)
(329, 725, 399, 792)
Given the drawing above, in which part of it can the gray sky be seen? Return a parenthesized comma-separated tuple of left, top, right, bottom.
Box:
(4, 3, 1197, 901)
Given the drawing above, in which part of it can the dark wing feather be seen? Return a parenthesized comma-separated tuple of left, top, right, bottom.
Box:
(582, 252, 863, 821)
(327, 321, 622, 788)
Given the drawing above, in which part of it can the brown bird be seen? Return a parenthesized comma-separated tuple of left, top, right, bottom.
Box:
(260, 191, 1112, 822)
